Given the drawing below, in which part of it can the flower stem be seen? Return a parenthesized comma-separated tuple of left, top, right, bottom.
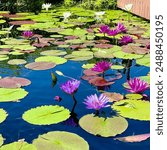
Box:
(71, 95, 77, 113)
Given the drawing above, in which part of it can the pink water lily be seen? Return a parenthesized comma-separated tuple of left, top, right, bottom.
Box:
(116, 23, 127, 33)
(107, 29, 118, 36)
(98, 25, 110, 34)
(83, 94, 110, 110)
(92, 60, 112, 73)
(119, 35, 133, 45)
(22, 31, 33, 39)
(126, 77, 149, 93)
(60, 79, 80, 95)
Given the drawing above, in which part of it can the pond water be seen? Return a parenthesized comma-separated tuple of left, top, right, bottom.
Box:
(0, 8, 150, 150)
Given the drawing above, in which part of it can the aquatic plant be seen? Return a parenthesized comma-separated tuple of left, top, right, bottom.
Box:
(126, 77, 149, 93)
(92, 60, 112, 73)
(98, 25, 110, 35)
(42, 3, 51, 11)
(63, 12, 72, 22)
(116, 23, 127, 33)
(83, 94, 110, 111)
(22, 31, 33, 39)
(60, 79, 80, 95)
(107, 29, 118, 36)
(119, 36, 133, 45)
(95, 11, 105, 21)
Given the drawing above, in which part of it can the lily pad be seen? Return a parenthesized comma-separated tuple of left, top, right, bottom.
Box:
(35, 56, 67, 65)
(25, 62, 56, 70)
(0, 55, 9, 61)
(22, 105, 70, 125)
(0, 109, 8, 123)
(0, 141, 37, 150)
(0, 135, 4, 146)
(113, 51, 143, 59)
(114, 133, 150, 142)
(0, 88, 28, 102)
(103, 92, 124, 102)
(112, 100, 150, 121)
(33, 131, 89, 150)
(111, 65, 125, 70)
(125, 94, 143, 100)
(7, 59, 27, 65)
(82, 63, 95, 69)
(40, 50, 67, 56)
(79, 114, 128, 137)
(136, 55, 150, 67)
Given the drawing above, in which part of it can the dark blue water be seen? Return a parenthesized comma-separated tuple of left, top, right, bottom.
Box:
(0, 49, 150, 150)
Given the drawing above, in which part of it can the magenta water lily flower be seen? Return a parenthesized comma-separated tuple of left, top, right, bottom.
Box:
(22, 31, 33, 39)
(83, 94, 110, 110)
(98, 25, 110, 34)
(60, 79, 80, 95)
(116, 23, 127, 33)
(107, 29, 118, 36)
(92, 60, 112, 73)
(126, 77, 149, 93)
(119, 35, 133, 45)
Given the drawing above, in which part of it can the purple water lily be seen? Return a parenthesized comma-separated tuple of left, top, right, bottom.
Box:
(119, 35, 133, 45)
(92, 60, 112, 73)
(98, 25, 110, 34)
(83, 94, 110, 110)
(116, 23, 127, 33)
(126, 77, 149, 93)
(107, 29, 118, 36)
(22, 31, 33, 39)
(60, 79, 80, 95)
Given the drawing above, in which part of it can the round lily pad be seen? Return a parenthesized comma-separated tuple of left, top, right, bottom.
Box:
(35, 56, 67, 65)
(0, 88, 28, 102)
(25, 62, 56, 70)
(82, 63, 95, 69)
(0, 141, 37, 150)
(103, 92, 124, 102)
(7, 59, 27, 65)
(136, 55, 150, 67)
(79, 114, 128, 137)
(0, 55, 9, 61)
(22, 105, 70, 125)
(0, 109, 8, 123)
(125, 94, 143, 100)
(40, 50, 67, 56)
(0, 134, 4, 146)
(33, 131, 89, 150)
(112, 100, 150, 121)
(111, 65, 125, 70)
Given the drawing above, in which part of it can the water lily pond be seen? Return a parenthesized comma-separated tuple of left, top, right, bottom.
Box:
(0, 7, 150, 150)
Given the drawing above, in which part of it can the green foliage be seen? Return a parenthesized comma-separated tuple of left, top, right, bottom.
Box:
(64, 0, 76, 7)
(26, 0, 44, 14)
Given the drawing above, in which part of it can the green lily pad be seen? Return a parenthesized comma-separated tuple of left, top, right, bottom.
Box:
(0, 141, 37, 150)
(40, 50, 67, 56)
(111, 65, 125, 70)
(7, 59, 27, 65)
(0, 135, 4, 147)
(113, 51, 143, 59)
(112, 100, 150, 121)
(0, 20, 6, 24)
(33, 131, 89, 150)
(35, 56, 67, 65)
(0, 55, 9, 61)
(139, 75, 150, 84)
(22, 105, 70, 125)
(79, 114, 128, 137)
(136, 55, 150, 67)
(0, 88, 28, 102)
(82, 63, 95, 69)
(0, 109, 8, 123)
(125, 94, 143, 100)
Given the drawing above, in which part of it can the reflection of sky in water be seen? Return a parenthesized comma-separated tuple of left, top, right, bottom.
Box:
(0, 48, 149, 150)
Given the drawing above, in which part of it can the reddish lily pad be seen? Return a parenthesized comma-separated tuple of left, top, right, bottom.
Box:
(122, 45, 149, 54)
(83, 69, 101, 76)
(94, 44, 113, 49)
(114, 133, 150, 142)
(9, 20, 36, 25)
(89, 77, 114, 86)
(103, 92, 124, 102)
(25, 62, 56, 70)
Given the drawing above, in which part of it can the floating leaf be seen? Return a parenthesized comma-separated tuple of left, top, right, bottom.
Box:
(0, 135, 4, 147)
(111, 65, 125, 70)
(40, 50, 67, 56)
(35, 56, 67, 65)
(89, 77, 114, 87)
(22, 105, 70, 125)
(0, 141, 37, 150)
(113, 51, 143, 59)
(33, 131, 89, 150)
(136, 54, 150, 67)
(55, 70, 64, 76)
(25, 62, 56, 70)
(7, 59, 27, 65)
(112, 100, 150, 121)
(79, 114, 128, 137)
(0, 55, 9, 61)
(103, 92, 124, 102)
(114, 133, 150, 142)
(125, 94, 143, 100)
(0, 88, 28, 102)
(0, 109, 8, 123)
(82, 63, 95, 69)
